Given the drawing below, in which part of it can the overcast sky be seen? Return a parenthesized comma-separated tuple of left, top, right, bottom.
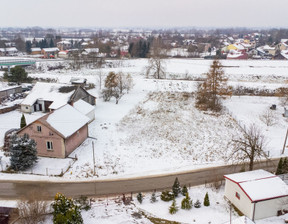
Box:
(1, 0, 288, 28)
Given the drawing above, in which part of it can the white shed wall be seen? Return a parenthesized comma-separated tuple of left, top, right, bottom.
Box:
(254, 197, 288, 220)
(224, 179, 254, 219)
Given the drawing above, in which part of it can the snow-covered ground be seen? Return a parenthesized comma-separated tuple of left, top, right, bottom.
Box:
(1, 58, 288, 222)
(2, 184, 288, 224)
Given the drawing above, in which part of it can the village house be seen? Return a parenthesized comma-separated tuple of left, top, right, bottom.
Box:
(30, 48, 42, 55)
(0, 47, 18, 56)
(41, 47, 59, 58)
(17, 104, 90, 158)
(56, 40, 72, 51)
(224, 169, 288, 221)
(20, 82, 96, 113)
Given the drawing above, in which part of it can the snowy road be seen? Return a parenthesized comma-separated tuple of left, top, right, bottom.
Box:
(0, 158, 279, 200)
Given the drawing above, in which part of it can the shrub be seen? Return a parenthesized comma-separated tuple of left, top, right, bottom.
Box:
(52, 193, 83, 224)
(169, 199, 179, 215)
(137, 192, 143, 204)
(160, 190, 174, 202)
(194, 199, 201, 208)
(181, 193, 192, 210)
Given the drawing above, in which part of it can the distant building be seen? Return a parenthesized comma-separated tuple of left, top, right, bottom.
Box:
(41, 47, 59, 58)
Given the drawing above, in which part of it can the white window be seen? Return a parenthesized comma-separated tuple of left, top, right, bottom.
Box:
(37, 126, 42, 132)
(47, 141, 53, 150)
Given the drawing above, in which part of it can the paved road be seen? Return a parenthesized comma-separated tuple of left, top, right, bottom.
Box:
(0, 158, 279, 200)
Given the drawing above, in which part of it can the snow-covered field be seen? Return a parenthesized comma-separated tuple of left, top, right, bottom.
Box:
(1, 59, 288, 178)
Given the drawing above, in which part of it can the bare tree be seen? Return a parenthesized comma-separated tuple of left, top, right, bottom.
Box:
(17, 191, 48, 224)
(230, 124, 268, 171)
(196, 59, 231, 111)
(101, 72, 134, 104)
(145, 37, 166, 79)
(259, 109, 278, 126)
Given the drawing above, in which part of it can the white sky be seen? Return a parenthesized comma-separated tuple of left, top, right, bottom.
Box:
(1, 0, 288, 28)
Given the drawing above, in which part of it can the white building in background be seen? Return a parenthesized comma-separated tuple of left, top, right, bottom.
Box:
(224, 169, 288, 221)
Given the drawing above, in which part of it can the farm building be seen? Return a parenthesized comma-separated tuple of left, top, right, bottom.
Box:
(20, 82, 96, 113)
(17, 104, 90, 158)
(224, 169, 288, 221)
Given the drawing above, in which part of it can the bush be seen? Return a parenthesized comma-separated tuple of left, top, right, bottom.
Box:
(76, 195, 91, 211)
(169, 199, 179, 215)
(182, 185, 188, 196)
(137, 192, 143, 204)
(150, 192, 157, 203)
(52, 193, 83, 224)
(160, 190, 174, 202)
(194, 199, 201, 208)
(181, 193, 192, 210)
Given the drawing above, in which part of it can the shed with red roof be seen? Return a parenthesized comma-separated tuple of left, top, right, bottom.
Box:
(224, 169, 288, 221)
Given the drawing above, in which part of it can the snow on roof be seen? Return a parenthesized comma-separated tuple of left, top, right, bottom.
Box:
(21, 82, 74, 109)
(46, 104, 89, 138)
(281, 39, 288, 43)
(57, 40, 71, 45)
(42, 47, 59, 52)
(225, 170, 288, 202)
(0, 47, 17, 52)
(84, 48, 99, 53)
(73, 99, 94, 115)
(233, 43, 245, 50)
(227, 50, 244, 58)
(263, 45, 275, 50)
(224, 169, 274, 183)
(281, 50, 288, 60)
(31, 48, 41, 52)
(240, 176, 288, 202)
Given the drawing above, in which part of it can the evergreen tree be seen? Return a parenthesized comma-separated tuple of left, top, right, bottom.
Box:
(9, 134, 38, 171)
(172, 177, 181, 197)
(25, 41, 32, 54)
(181, 193, 192, 210)
(194, 199, 201, 208)
(50, 39, 55, 48)
(20, 114, 27, 129)
(150, 192, 157, 203)
(137, 192, 143, 204)
(3, 66, 31, 84)
(169, 199, 179, 215)
(276, 158, 284, 175)
(203, 192, 210, 207)
(182, 185, 188, 196)
(52, 193, 83, 224)
(283, 157, 288, 174)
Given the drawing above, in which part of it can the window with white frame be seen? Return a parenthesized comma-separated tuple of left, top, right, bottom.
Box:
(47, 141, 53, 150)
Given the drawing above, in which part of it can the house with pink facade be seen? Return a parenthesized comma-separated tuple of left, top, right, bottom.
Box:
(17, 104, 90, 158)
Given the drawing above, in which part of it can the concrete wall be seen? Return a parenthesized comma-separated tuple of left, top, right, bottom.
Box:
(224, 179, 254, 219)
(0, 86, 22, 102)
(18, 121, 66, 158)
(64, 124, 88, 157)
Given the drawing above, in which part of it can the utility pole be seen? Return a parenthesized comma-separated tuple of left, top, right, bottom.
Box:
(92, 141, 96, 176)
(282, 128, 288, 154)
